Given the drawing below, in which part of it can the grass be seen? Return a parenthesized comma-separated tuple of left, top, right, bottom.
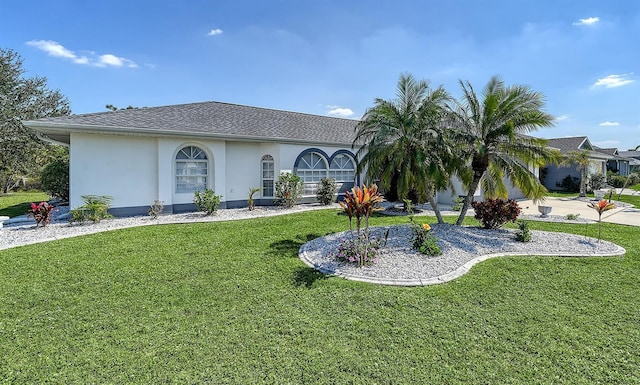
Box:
(547, 190, 640, 208)
(0, 191, 49, 218)
(1, 210, 639, 383)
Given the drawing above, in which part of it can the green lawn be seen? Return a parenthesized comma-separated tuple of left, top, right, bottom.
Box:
(1, 210, 639, 383)
(547, 190, 640, 208)
(0, 191, 49, 218)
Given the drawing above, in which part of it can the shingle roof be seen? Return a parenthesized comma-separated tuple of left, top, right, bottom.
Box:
(24, 101, 360, 146)
(619, 150, 640, 159)
(593, 147, 618, 156)
(544, 136, 590, 154)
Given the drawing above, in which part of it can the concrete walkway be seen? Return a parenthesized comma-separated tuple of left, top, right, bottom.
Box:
(517, 196, 640, 227)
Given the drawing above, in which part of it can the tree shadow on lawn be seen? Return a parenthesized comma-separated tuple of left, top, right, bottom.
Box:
(0, 202, 31, 218)
(268, 233, 322, 258)
(292, 266, 329, 288)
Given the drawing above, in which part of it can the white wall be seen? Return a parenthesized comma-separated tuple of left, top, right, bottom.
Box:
(70, 133, 158, 208)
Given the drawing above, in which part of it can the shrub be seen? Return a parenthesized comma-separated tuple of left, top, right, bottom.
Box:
(193, 189, 222, 215)
(566, 213, 580, 220)
(69, 195, 113, 224)
(148, 200, 164, 219)
(248, 187, 261, 211)
(40, 157, 69, 201)
(410, 223, 441, 255)
(607, 174, 627, 188)
(336, 184, 385, 267)
(588, 173, 606, 192)
(330, 236, 386, 266)
(316, 178, 337, 205)
(274, 172, 302, 208)
(514, 221, 531, 242)
(27, 201, 55, 227)
(451, 196, 464, 211)
(557, 175, 580, 192)
(471, 198, 521, 229)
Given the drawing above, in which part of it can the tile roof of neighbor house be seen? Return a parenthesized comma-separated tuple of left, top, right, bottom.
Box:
(544, 136, 590, 154)
(24, 101, 361, 146)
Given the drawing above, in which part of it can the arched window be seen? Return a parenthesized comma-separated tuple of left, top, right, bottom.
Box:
(176, 146, 208, 193)
(295, 151, 328, 195)
(329, 153, 356, 183)
(261, 155, 274, 197)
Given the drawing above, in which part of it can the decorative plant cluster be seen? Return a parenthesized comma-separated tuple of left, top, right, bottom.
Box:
(27, 201, 56, 227)
(70, 195, 113, 224)
(588, 199, 615, 242)
(316, 177, 337, 205)
(410, 223, 441, 255)
(514, 221, 531, 242)
(334, 184, 385, 267)
(274, 172, 302, 208)
(148, 200, 164, 219)
(566, 213, 580, 221)
(193, 189, 222, 215)
(471, 198, 521, 229)
(247, 187, 261, 211)
(331, 237, 385, 265)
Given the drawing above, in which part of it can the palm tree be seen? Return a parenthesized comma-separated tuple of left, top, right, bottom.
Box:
(447, 76, 559, 225)
(560, 150, 591, 197)
(353, 73, 457, 224)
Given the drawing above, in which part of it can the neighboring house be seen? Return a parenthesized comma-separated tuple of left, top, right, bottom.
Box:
(619, 150, 640, 173)
(541, 136, 631, 191)
(24, 101, 362, 216)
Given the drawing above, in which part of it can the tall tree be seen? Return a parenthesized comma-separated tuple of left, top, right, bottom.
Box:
(353, 73, 457, 223)
(447, 76, 559, 225)
(0, 48, 70, 193)
(560, 150, 592, 197)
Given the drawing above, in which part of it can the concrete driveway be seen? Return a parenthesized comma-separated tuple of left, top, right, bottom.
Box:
(517, 196, 640, 226)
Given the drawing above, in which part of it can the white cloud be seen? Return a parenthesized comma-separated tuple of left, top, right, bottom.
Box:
(27, 40, 138, 68)
(599, 121, 620, 126)
(592, 74, 634, 89)
(554, 115, 570, 121)
(573, 17, 599, 26)
(327, 107, 354, 117)
(207, 28, 223, 36)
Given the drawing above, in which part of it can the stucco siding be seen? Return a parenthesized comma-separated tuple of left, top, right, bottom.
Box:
(70, 133, 158, 209)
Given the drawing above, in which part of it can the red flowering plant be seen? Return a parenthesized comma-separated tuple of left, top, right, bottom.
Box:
(587, 199, 615, 242)
(332, 184, 386, 267)
(27, 201, 56, 227)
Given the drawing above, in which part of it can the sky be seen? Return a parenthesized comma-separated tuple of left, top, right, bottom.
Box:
(1, 0, 639, 149)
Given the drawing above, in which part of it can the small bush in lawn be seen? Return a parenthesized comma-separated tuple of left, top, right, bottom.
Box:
(316, 178, 337, 205)
(275, 172, 302, 208)
(588, 173, 606, 192)
(329, 236, 386, 266)
(193, 189, 222, 215)
(471, 198, 521, 229)
(607, 174, 627, 188)
(566, 213, 580, 221)
(27, 201, 56, 227)
(515, 221, 531, 242)
(148, 200, 164, 219)
(69, 195, 113, 224)
(410, 223, 441, 255)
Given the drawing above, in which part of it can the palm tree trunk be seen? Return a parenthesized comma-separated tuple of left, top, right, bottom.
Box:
(427, 194, 444, 224)
(456, 176, 482, 225)
(579, 169, 586, 197)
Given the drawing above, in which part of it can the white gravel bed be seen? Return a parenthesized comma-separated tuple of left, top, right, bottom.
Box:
(0, 203, 340, 250)
(299, 224, 626, 286)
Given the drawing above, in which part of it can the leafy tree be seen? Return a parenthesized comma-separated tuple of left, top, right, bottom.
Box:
(105, 104, 139, 111)
(560, 150, 592, 197)
(353, 73, 459, 223)
(0, 48, 71, 193)
(447, 76, 559, 225)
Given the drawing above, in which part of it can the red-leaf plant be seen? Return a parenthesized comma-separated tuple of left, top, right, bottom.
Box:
(338, 184, 385, 266)
(28, 201, 56, 227)
(587, 199, 615, 242)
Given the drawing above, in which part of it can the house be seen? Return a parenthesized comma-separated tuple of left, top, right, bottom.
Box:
(24, 101, 362, 216)
(541, 136, 631, 191)
(618, 150, 640, 173)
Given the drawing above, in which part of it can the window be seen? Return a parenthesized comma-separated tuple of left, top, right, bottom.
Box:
(329, 154, 356, 184)
(261, 155, 274, 197)
(296, 152, 328, 195)
(176, 146, 208, 193)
